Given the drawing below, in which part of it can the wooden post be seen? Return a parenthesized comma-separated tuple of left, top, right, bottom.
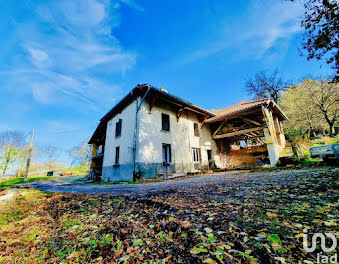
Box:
(262, 107, 280, 165)
(90, 144, 97, 169)
(212, 127, 263, 139)
(24, 130, 34, 182)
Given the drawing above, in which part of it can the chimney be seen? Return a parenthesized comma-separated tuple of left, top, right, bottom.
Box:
(160, 87, 168, 93)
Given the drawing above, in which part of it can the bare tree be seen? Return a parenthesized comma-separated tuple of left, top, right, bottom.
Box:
(0, 131, 25, 182)
(69, 141, 91, 167)
(40, 145, 60, 171)
(280, 80, 323, 138)
(281, 78, 339, 136)
(307, 80, 339, 135)
(245, 70, 290, 102)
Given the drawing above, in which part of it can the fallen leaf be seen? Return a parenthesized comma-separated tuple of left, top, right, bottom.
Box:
(115, 248, 123, 257)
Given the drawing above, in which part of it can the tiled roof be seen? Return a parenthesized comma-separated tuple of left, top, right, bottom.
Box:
(206, 99, 271, 123)
(216, 99, 270, 116)
(89, 84, 215, 144)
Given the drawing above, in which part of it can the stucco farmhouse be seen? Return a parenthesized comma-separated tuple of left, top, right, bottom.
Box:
(89, 84, 287, 182)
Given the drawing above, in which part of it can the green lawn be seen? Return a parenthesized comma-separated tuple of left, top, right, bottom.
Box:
(312, 135, 339, 146)
(296, 135, 339, 165)
(59, 164, 89, 176)
(0, 165, 89, 189)
(0, 175, 75, 189)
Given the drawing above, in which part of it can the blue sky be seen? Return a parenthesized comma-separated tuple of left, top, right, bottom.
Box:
(0, 0, 334, 165)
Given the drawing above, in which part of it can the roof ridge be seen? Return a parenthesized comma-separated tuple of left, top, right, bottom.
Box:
(240, 98, 270, 105)
(216, 98, 269, 112)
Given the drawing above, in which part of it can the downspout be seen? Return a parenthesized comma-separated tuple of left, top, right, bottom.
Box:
(132, 85, 151, 181)
(186, 111, 191, 172)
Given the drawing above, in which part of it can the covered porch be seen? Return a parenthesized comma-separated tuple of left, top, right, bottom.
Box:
(206, 99, 287, 168)
(89, 124, 106, 178)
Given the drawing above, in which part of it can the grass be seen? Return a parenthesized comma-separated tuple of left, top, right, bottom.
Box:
(293, 135, 339, 166)
(299, 157, 323, 166)
(0, 175, 76, 188)
(0, 165, 89, 189)
(312, 135, 339, 146)
(60, 164, 89, 176)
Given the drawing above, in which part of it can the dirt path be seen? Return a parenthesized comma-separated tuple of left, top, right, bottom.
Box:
(16, 168, 318, 199)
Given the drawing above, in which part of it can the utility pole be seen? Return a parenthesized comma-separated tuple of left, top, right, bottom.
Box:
(24, 130, 34, 182)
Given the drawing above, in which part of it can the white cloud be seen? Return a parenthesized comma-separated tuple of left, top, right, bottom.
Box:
(26, 47, 51, 69)
(4, 0, 142, 108)
(185, 0, 304, 63)
(119, 0, 144, 12)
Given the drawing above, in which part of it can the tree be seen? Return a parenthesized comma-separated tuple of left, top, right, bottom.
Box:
(15, 146, 30, 178)
(244, 70, 290, 102)
(69, 141, 91, 167)
(281, 78, 339, 136)
(280, 79, 325, 137)
(290, 0, 339, 81)
(0, 131, 25, 182)
(307, 80, 339, 135)
(40, 145, 59, 171)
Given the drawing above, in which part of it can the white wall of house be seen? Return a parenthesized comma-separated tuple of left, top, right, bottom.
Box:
(102, 98, 138, 181)
(137, 99, 220, 177)
(101, 96, 224, 181)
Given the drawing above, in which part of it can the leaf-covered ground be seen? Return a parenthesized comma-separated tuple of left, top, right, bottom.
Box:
(0, 167, 338, 263)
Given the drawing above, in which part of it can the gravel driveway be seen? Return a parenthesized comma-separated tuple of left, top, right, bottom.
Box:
(15, 168, 320, 199)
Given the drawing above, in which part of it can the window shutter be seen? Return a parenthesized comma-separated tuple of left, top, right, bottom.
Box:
(194, 123, 200, 137)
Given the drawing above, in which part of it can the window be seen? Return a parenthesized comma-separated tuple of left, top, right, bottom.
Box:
(192, 148, 200, 163)
(162, 144, 171, 163)
(162, 113, 170, 131)
(207, 149, 212, 161)
(194, 123, 200, 137)
(115, 119, 122, 137)
(115, 147, 120, 165)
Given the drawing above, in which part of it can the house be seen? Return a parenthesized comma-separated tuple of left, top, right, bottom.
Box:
(89, 84, 287, 182)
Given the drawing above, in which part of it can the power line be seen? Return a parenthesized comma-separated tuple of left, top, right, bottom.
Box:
(22, 131, 32, 139)
(47, 123, 98, 135)
(47, 128, 86, 135)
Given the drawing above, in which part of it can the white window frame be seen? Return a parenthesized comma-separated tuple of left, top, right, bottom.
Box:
(162, 143, 172, 163)
(192, 148, 200, 163)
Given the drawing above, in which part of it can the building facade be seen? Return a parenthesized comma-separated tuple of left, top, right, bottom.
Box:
(89, 84, 287, 182)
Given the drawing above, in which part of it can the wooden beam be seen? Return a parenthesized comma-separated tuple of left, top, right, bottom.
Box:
(200, 115, 209, 128)
(262, 106, 277, 136)
(241, 117, 261, 126)
(261, 106, 270, 129)
(176, 107, 185, 122)
(148, 96, 157, 114)
(213, 127, 263, 139)
(213, 119, 227, 136)
(206, 107, 261, 123)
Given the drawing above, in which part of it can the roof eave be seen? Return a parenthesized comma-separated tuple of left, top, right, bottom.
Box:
(271, 101, 288, 121)
(206, 102, 269, 123)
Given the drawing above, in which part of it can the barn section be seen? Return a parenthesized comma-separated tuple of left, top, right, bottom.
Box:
(206, 99, 287, 168)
